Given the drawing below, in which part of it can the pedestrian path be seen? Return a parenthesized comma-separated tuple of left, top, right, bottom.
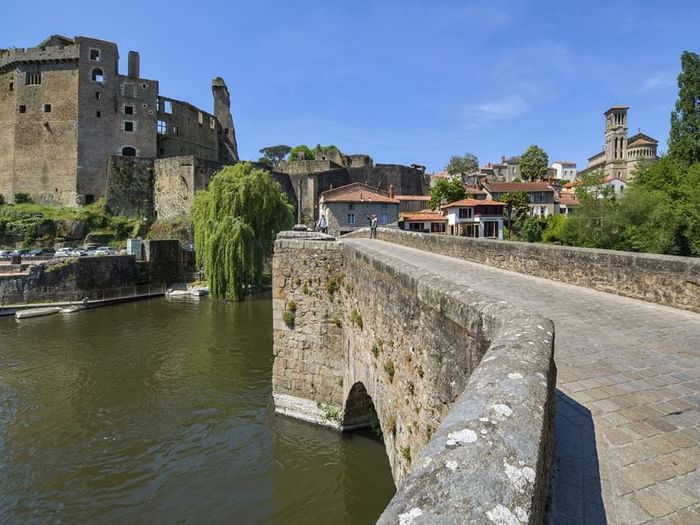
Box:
(343, 239, 700, 524)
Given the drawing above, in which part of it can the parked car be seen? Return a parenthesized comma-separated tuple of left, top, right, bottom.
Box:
(10, 249, 31, 257)
(94, 246, 114, 256)
(0, 250, 12, 258)
(55, 248, 74, 257)
(28, 248, 56, 257)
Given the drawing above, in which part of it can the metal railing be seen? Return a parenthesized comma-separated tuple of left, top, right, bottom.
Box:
(0, 283, 166, 306)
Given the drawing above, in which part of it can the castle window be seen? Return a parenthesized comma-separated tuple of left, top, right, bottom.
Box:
(163, 100, 172, 114)
(171, 125, 179, 136)
(124, 121, 134, 132)
(43, 104, 51, 113)
(95, 91, 101, 100)
(91, 68, 104, 83)
(198, 112, 204, 125)
(121, 147, 136, 157)
(85, 194, 95, 205)
(18, 105, 26, 113)
(26, 72, 41, 85)
(210, 117, 216, 130)
(89, 48, 100, 61)
(157, 120, 167, 134)
(347, 213, 356, 225)
(96, 111, 101, 118)
(124, 105, 134, 115)
(9, 81, 13, 92)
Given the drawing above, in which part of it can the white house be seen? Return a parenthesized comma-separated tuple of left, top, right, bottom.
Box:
(551, 161, 578, 181)
(603, 175, 628, 197)
(441, 198, 505, 239)
(400, 209, 447, 233)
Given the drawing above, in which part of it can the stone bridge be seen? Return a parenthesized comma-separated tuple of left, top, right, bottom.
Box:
(271, 228, 700, 524)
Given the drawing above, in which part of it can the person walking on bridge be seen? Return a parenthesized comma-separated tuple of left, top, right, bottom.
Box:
(368, 214, 378, 239)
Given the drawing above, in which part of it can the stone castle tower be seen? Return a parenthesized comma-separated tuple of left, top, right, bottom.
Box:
(212, 77, 238, 162)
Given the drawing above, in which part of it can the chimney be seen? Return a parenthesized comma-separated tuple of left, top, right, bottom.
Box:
(128, 51, 140, 79)
(388, 184, 395, 199)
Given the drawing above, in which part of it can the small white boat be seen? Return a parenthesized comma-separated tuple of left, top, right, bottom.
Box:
(190, 287, 209, 297)
(15, 307, 62, 319)
(61, 305, 86, 314)
(166, 289, 190, 297)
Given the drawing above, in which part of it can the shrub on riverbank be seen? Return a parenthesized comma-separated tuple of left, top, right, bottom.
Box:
(0, 200, 141, 247)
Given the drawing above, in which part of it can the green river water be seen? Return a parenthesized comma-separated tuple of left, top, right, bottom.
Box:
(0, 297, 395, 524)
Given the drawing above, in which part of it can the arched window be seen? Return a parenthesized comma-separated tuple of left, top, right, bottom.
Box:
(91, 68, 104, 82)
(121, 146, 136, 157)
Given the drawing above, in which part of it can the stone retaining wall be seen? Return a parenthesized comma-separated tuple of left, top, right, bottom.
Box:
(272, 231, 556, 523)
(370, 228, 700, 313)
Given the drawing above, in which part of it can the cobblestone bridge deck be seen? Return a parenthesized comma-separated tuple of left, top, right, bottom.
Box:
(343, 239, 700, 524)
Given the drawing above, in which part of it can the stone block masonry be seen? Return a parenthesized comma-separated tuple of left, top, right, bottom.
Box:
(370, 227, 700, 313)
(272, 231, 556, 523)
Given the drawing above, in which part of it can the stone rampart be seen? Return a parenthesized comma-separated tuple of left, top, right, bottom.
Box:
(371, 228, 700, 313)
(272, 231, 556, 523)
(104, 156, 155, 219)
(0, 256, 137, 298)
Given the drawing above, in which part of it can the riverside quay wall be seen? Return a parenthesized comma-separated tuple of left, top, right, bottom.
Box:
(272, 231, 557, 524)
(369, 228, 700, 313)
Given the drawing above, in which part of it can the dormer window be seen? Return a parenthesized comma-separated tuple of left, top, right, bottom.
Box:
(89, 48, 101, 61)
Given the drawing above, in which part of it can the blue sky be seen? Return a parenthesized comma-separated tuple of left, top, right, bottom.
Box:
(5, 0, 699, 171)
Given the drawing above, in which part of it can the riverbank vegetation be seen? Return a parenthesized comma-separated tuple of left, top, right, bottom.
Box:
(192, 163, 294, 300)
(0, 199, 142, 247)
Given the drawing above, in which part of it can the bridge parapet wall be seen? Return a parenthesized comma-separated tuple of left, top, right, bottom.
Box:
(371, 228, 700, 313)
(272, 231, 556, 523)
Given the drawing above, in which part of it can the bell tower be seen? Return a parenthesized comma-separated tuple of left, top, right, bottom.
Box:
(604, 106, 629, 179)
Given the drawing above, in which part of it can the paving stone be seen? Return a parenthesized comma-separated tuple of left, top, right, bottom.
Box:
(636, 488, 675, 518)
(617, 493, 654, 524)
(622, 464, 656, 490)
(652, 481, 698, 509)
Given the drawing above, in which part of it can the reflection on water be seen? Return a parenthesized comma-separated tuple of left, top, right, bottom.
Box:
(0, 298, 394, 524)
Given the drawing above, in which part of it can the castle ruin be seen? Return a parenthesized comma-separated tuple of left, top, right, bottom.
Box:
(0, 35, 238, 206)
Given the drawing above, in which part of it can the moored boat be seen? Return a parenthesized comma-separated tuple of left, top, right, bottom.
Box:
(15, 307, 62, 319)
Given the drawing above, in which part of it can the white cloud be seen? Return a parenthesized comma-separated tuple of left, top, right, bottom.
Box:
(638, 73, 676, 93)
(462, 94, 530, 128)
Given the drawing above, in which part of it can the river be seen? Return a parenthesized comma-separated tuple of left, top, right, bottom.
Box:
(0, 297, 395, 524)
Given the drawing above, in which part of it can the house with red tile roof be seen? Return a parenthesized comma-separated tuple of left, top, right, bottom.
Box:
(482, 181, 556, 218)
(441, 198, 505, 239)
(399, 208, 448, 234)
(319, 182, 399, 236)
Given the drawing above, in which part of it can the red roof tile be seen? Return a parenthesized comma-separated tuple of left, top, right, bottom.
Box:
(442, 198, 506, 209)
(484, 182, 553, 192)
(401, 211, 447, 222)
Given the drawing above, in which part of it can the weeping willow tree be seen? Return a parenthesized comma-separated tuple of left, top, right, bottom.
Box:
(192, 163, 294, 300)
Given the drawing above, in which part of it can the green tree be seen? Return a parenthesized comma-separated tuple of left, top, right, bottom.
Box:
(445, 153, 479, 178)
(259, 145, 291, 166)
(561, 172, 623, 249)
(192, 163, 294, 300)
(498, 191, 530, 239)
(429, 178, 468, 209)
(669, 51, 700, 166)
(289, 145, 315, 161)
(519, 145, 549, 181)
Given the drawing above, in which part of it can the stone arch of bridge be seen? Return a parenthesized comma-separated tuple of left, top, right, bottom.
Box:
(341, 381, 376, 431)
